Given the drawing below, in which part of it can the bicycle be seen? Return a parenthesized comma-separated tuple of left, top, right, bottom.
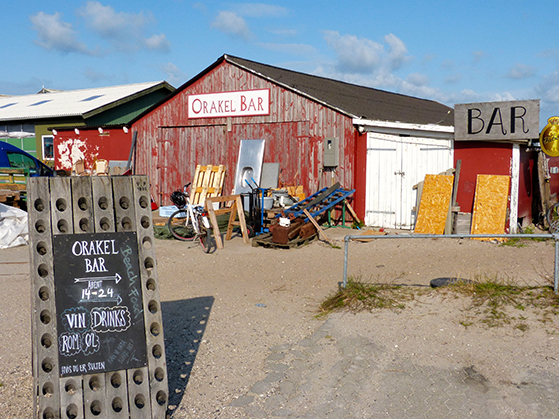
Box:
(167, 183, 214, 253)
(547, 201, 559, 233)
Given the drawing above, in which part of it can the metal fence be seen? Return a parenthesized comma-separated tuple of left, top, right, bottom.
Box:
(342, 233, 559, 293)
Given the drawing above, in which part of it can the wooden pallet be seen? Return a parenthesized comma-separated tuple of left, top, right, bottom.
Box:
(191, 165, 226, 205)
(0, 189, 23, 207)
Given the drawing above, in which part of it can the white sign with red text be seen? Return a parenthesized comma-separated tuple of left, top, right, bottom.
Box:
(188, 89, 270, 119)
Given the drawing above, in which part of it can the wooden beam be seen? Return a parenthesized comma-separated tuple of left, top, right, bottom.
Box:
(303, 208, 333, 245)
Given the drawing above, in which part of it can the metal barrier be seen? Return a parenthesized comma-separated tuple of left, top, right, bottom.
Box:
(343, 233, 559, 293)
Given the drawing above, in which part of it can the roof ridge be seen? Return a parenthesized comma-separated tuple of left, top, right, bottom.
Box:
(0, 81, 165, 100)
(224, 54, 448, 108)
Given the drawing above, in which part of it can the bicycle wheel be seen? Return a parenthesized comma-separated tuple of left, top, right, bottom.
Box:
(168, 209, 196, 241)
(547, 202, 559, 233)
(199, 225, 213, 253)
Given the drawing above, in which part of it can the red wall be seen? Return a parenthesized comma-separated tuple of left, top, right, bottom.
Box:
(454, 141, 535, 226)
(454, 142, 512, 213)
(132, 61, 360, 211)
(518, 146, 536, 223)
(53, 128, 132, 171)
(353, 131, 368, 219)
(546, 156, 559, 201)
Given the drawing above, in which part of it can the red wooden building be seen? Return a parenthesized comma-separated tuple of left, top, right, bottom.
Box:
(131, 54, 454, 225)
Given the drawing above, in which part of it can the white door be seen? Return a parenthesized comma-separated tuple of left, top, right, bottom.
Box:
(365, 133, 453, 229)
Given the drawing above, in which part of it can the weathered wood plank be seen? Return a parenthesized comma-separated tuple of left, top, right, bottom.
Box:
(131, 176, 168, 418)
(51, 177, 86, 419)
(28, 177, 60, 419)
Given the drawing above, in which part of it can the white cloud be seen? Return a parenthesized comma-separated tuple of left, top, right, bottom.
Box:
(384, 33, 410, 70)
(78, 1, 169, 53)
(535, 67, 559, 105)
(323, 31, 411, 75)
(406, 73, 429, 87)
(79, 1, 151, 39)
(211, 11, 252, 40)
(490, 92, 517, 101)
(507, 63, 535, 80)
(145, 34, 170, 52)
(323, 31, 383, 74)
(161, 62, 188, 86)
(30, 11, 96, 55)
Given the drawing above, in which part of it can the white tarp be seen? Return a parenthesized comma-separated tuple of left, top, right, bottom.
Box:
(0, 203, 28, 248)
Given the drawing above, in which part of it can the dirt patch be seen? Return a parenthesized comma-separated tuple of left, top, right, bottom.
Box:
(1, 228, 558, 418)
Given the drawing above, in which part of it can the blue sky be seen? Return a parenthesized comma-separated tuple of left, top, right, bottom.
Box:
(1, 1, 558, 126)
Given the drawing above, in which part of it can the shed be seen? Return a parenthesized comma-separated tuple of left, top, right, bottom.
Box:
(131, 54, 454, 228)
(0, 81, 174, 164)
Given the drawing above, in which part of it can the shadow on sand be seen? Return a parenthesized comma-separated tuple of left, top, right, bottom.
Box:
(161, 296, 214, 411)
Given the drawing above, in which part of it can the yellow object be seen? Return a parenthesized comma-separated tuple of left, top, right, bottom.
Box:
(414, 174, 454, 234)
(471, 174, 510, 239)
(286, 185, 305, 201)
(540, 116, 559, 157)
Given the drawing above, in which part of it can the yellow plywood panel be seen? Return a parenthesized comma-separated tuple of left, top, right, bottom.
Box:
(471, 174, 510, 238)
(414, 174, 454, 234)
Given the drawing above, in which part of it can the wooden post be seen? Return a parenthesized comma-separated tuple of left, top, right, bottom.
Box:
(28, 175, 168, 419)
(303, 208, 333, 245)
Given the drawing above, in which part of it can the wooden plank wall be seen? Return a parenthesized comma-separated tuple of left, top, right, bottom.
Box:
(28, 175, 168, 419)
(134, 61, 357, 206)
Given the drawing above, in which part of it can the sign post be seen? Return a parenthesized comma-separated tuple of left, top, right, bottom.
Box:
(28, 175, 168, 419)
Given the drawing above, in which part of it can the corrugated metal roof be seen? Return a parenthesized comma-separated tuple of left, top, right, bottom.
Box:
(225, 55, 454, 126)
(0, 82, 170, 122)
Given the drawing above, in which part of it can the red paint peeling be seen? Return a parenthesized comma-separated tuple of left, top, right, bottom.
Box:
(133, 61, 360, 213)
(53, 127, 132, 171)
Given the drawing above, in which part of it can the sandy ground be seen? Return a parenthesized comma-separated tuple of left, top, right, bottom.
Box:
(1, 227, 559, 418)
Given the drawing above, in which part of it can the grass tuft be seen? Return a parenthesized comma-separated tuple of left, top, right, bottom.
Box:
(319, 278, 412, 315)
(320, 275, 559, 329)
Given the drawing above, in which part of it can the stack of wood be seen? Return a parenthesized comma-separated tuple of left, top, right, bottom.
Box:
(0, 168, 27, 208)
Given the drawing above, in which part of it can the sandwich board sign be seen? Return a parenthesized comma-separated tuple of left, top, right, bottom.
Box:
(28, 175, 168, 419)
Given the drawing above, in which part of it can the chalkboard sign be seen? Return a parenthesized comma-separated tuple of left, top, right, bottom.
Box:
(53, 231, 147, 377)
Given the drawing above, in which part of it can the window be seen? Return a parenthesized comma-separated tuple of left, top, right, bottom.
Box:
(29, 100, 52, 106)
(7, 152, 37, 171)
(42, 135, 54, 160)
(81, 94, 104, 102)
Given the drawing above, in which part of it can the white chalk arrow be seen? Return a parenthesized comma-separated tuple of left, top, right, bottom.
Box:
(74, 273, 122, 284)
(79, 294, 123, 305)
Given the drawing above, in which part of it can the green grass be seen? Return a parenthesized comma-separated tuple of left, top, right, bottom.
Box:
(500, 225, 551, 247)
(320, 275, 559, 329)
(319, 278, 414, 315)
